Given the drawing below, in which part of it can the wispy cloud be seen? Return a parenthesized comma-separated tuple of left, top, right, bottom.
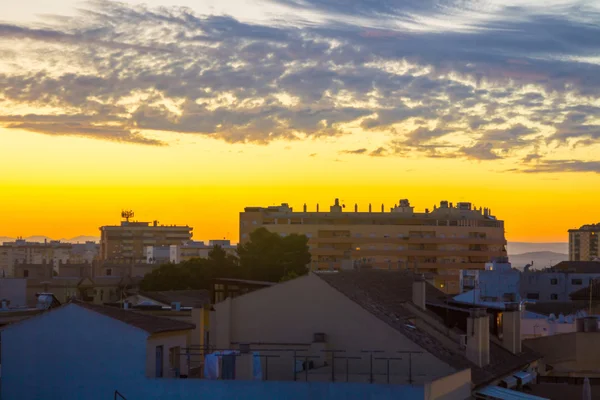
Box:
(0, 0, 599, 169)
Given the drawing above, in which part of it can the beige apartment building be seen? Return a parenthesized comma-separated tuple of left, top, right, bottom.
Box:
(0, 239, 71, 277)
(569, 223, 600, 261)
(100, 220, 192, 263)
(240, 199, 506, 293)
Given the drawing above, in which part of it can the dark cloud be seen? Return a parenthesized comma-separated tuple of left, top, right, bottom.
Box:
(0, 0, 598, 171)
(522, 160, 600, 174)
(369, 147, 387, 157)
(460, 142, 501, 160)
(341, 148, 368, 155)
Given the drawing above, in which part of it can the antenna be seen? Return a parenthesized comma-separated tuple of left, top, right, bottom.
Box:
(121, 210, 135, 222)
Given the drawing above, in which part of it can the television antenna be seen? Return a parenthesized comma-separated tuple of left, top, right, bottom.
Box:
(121, 210, 135, 222)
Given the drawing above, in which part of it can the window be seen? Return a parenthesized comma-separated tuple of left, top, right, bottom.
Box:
(572, 279, 583, 285)
(550, 294, 558, 300)
(23, 269, 29, 278)
(106, 268, 112, 276)
(526, 293, 540, 300)
(550, 278, 558, 285)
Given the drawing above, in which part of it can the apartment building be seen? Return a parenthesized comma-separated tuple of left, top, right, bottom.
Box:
(240, 199, 506, 293)
(169, 240, 237, 264)
(100, 220, 192, 263)
(569, 223, 600, 261)
(0, 239, 71, 277)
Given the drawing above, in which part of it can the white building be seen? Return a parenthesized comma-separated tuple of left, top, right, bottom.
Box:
(169, 240, 237, 264)
(145, 245, 171, 264)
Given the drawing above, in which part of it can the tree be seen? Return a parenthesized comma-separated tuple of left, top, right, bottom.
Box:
(237, 228, 311, 282)
(140, 231, 311, 291)
(140, 245, 239, 291)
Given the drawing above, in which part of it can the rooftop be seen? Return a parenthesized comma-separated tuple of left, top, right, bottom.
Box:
(315, 270, 539, 387)
(138, 290, 211, 308)
(73, 300, 195, 334)
(548, 261, 600, 274)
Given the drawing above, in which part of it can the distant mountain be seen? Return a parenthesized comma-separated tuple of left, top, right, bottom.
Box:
(509, 251, 569, 269)
(507, 242, 568, 255)
(61, 236, 99, 243)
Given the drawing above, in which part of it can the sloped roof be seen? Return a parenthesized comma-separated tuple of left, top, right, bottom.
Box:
(552, 261, 600, 273)
(74, 301, 195, 334)
(316, 270, 539, 387)
(138, 290, 211, 308)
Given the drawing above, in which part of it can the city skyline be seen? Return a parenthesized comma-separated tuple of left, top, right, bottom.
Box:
(3, 0, 600, 243)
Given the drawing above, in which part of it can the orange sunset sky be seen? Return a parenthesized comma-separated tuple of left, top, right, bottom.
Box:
(2, 0, 600, 243)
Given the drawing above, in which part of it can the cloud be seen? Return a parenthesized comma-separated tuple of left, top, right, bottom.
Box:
(340, 148, 368, 155)
(369, 147, 387, 157)
(522, 160, 600, 174)
(460, 142, 501, 160)
(0, 0, 598, 172)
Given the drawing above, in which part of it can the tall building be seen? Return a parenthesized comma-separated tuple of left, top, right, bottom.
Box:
(100, 219, 193, 263)
(569, 223, 600, 261)
(0, 239, 71, 277)
(240, 198, 506, 293)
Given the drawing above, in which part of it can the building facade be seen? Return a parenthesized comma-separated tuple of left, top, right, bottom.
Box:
(569, 223, 600, 261)
(169, 240, 237, 264)
(100, 220, 192, 263)
(240, 199, 506, 293)
(0, 239, 71, 276)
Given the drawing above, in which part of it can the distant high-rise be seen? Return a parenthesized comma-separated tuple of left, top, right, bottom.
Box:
(240, 198, 506, 293)
(100, 218, 192, 263)
(569, 224, 600, 261)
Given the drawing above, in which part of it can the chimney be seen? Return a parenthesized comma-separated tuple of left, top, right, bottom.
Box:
(466, 308, 490, 367)
(503, 302, 522, 354)
(412, 275, 426, 310)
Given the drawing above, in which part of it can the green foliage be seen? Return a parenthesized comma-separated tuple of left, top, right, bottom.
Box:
(140, 229, 311, 291)
(140, 245, 239, 291)
(237, 228, 311, 282)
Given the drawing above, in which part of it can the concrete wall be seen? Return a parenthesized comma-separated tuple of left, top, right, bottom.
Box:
(146, 331, 189, 378)
(213, 274, 455, 383)
(520, 272, 600, 302)
(525, 332, 600, 377)
(1, 303, 149, 400)
(424, 369, 471, 400)
(6, 377, 428, 400)
(0, 278, 26, 307)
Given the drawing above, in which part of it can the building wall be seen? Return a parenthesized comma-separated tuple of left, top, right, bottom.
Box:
(0, 278, 27, 307)
(214, 274, 456, 383)
(1, 303, 149, 400)
(525, 332, 600, 376)
(100, 221, 192, 262)
(423, 368, 472, 400)
(240, 201, 506, 294)
(146, 330, 190, 378)
(3, 378, 427, 400)
(520, 272, 600, 302)
(0, 241, 72, 276)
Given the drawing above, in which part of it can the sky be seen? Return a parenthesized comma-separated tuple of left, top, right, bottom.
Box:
(2, 0, 600, 243)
